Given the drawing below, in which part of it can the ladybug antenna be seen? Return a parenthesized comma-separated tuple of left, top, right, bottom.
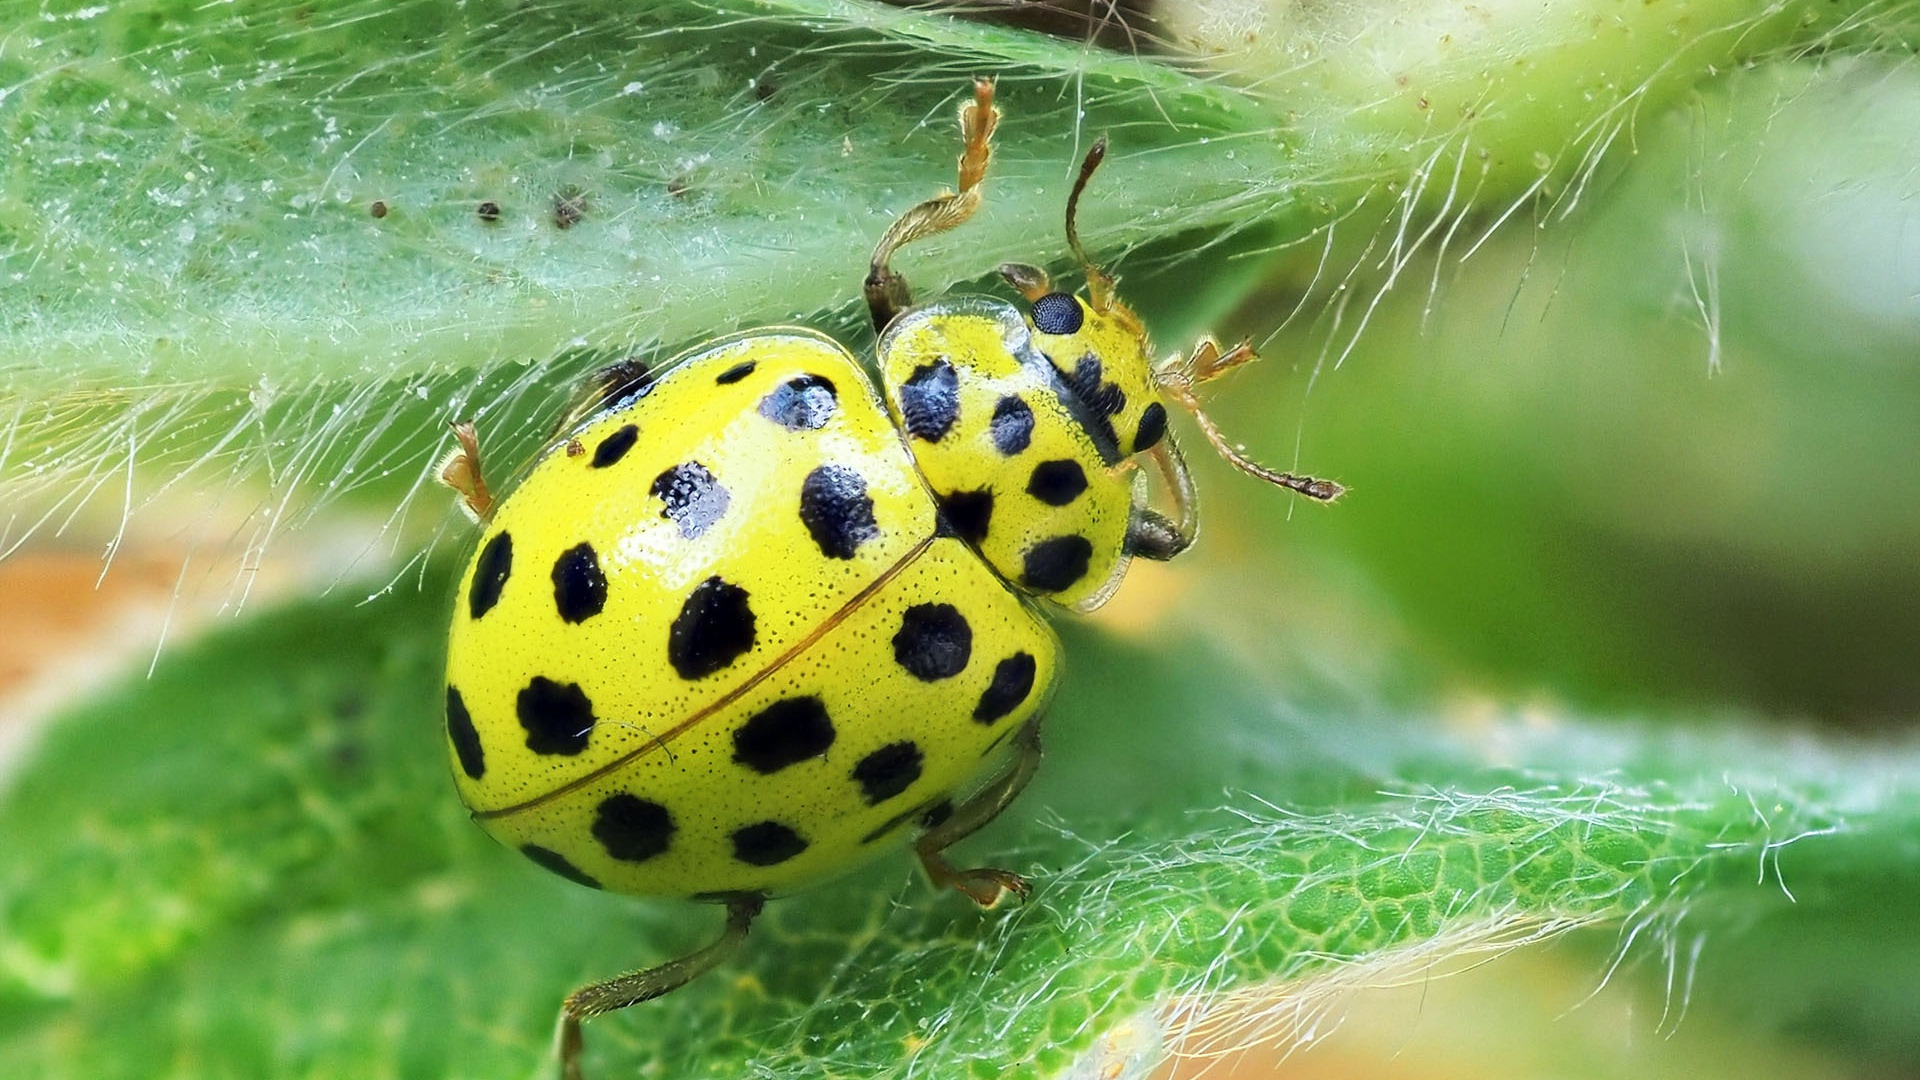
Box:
(1065, 137, 1118, 313)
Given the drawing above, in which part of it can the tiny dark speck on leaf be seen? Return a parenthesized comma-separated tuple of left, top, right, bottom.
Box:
(668, 175, 691, 199)
(554, 188, 587, 229)
(754, 75, 778, 101)
(477, 200, 502, 222)
(369, 199, 388, 218)
(329, 739, 365, 772)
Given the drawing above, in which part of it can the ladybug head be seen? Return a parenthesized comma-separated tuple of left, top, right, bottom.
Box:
(1000, 138, 1342, 503)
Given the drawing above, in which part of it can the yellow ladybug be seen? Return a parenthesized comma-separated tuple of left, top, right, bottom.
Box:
(438, 79, 1340, 1079)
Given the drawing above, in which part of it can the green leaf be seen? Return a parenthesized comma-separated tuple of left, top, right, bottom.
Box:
(6, 3, 1920, 1078)
(3, 0, 1913, 548)
(2, 581, 1914, 1078)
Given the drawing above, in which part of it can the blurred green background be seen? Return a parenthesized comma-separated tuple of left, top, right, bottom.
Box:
(2, 2, 1918, 1078)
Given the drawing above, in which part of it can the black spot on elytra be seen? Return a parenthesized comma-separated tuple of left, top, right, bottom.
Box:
(973, 652, 1038, 723)
(468, 531, 512, 619)
(798, 464, 881, 559)
(1022, 535, 1093, 593)
(593, 794, 675, 863)
(892, 603, 972, 681)
(715, 359, 757, 384)
(445, 686, 485, 779)
(651, 461, 731, 539)
(990, 395, 1034, 456)
(731, 821, 808, 866)
(521, 845, 603, 889)
(936, 489, 993, 545)
(759, 374, 838, 431)
(732, 697, 836, 774)
(668, 577, 757, 679)
(590, 424, 638, 468)
(1133, 402, 1168, 453)
(550, 542, 608, 623)
(898, 358, 960, 442)
(1026, 459, 1088, 506)
(1031, 292, 1084, 335)
(517, 676, 595, 756)
(852, 741, 924, 805)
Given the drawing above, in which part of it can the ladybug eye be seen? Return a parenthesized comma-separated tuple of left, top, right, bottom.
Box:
(1030, 292, 1083, 336)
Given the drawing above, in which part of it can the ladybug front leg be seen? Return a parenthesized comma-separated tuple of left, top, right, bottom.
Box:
(864, 77, 999, 332)
(553, 892, 765, 1080)
(915, 717, 1043, 907)
(1156, 338, 1346, 503)
(1126, 437, 1200, 561)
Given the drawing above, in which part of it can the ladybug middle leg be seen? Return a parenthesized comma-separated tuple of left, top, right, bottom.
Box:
(913, 717, 1043, 907)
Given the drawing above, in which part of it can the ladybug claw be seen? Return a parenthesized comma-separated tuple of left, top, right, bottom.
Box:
(954, 867, 1031, 908)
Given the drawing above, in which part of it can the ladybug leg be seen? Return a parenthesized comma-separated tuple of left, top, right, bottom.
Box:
(553, 893, 765, 1080)
(865, 77, 999, 332)
(915, 718, 1043, 907)
(1156, 340, 1346, 503)
(1127, 438, 1199, 561)
(436, 420, 495, 523)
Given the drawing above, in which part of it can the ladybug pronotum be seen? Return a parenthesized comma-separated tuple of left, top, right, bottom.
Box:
(438, 79, 1341, 1079)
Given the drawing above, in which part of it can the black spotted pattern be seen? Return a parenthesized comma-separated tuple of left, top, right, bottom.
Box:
(1026, 459, 1088, 506)
(852, 741, 924, 805)
(668, 576, 757, 679)
(521, 845, 603, 889)
(798, 464, 881, 559)
(989, 395, 1034, 456)
(468, 531, 512, 619)
(590, 424, 638, 468)
(1031, 292, 1084, 335)
(1133, 402, 1168, 453)
(732, 821, 808, 866)
(593, 794, 676, 863)
(651, 461, 731, 539)
(445, 686, 485, 779)
(1060, 354, 1125, 456)
(1022, 535, 1093, 593)
(715, 359, 757, 384)
(759, 374, 838, 431)
(550, 542, 608, 623)
(936, 489, 993, 545)
(893, 603, 972, 681)
(898, 358, 960, 442)
(973, 652, 1038, 723)
(517, 676, 595, 755)
(733, 697, 836, 774)
(1069, 355, 1128, 419)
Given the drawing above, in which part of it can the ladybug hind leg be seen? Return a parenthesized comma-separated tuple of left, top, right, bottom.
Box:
(915, 717, 1043, 907)
(554, 892, 765, 1080)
